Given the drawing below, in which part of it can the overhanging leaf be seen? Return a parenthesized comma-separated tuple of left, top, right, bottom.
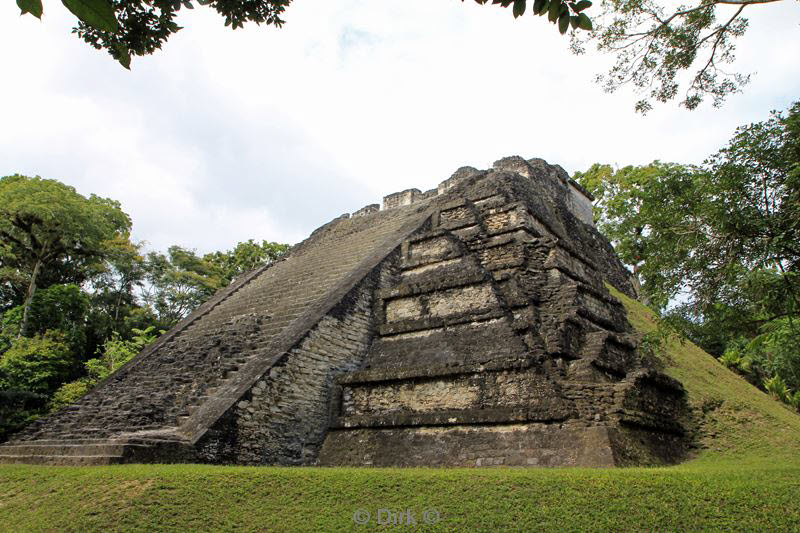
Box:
(113, 43, 131, 70)
(513, 0, 526, 17)
(548, 0, 560, 22)
(117, 54, 131, 69)
(17, 0, 43, 19)
(62, 0, 119, 33)
(577, 12, 592, 30)
(573, 0, 591, 12)
(558, 12, 570, 34)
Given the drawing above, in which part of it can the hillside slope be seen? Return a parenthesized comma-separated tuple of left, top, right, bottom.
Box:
(610, 288, 800, 464)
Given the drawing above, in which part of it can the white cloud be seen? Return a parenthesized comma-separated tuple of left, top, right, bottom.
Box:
(2, 0, 799, 251)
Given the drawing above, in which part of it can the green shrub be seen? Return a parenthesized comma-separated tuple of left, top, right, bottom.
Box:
(747, 318, 800, 392)
(719, 350, 742, 369)
(0, 389, 47, 442)
(788, 390, 800, 412)
(48, 379, 91, 412)
(47, 327, 159, 411)
(0, 331, 74, 395)
(85, 326, 157, 382)
(764, 374, 789, 403)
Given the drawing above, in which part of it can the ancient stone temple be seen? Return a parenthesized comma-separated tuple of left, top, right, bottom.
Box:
(0, 157, 689, 467)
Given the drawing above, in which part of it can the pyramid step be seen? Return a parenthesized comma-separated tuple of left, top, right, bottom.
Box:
(0, 454, 125, 466)
(0, 436, 186, 466)
(0, 442, 150, 457)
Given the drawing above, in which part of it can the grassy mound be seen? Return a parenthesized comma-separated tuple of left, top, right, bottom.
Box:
(611, 288, 800, 464)
(1, 292, 799, 531)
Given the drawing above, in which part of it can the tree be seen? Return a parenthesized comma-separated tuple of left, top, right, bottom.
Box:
(0, 331, 74, 396)
(140, 245, 222, 328)
(23, 284, 91, 357)
(468, 0, 595, 33)
(0, 175, 289, 434)
(576, 100, 800, 403)
(576, 100, 799, 310)
(572, 161, 696, 301)
(480, 0, 786, 112)
(0, 175, 131, 336)
(204, 239, 289, 286)
(569, 0, 768, 112)
(84, 238, 149, 344)
(140, 240, 287, 328)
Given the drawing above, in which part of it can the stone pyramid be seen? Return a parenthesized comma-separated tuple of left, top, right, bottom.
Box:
(0, 157, 689, 466)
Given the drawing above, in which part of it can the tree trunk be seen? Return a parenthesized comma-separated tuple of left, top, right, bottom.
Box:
(632, 262, 651, 306)
(20, 256, 43, 337)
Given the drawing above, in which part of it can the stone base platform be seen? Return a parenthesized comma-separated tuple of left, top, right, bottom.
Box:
(0, 437, 194, 466)
(318, 424, 686, 468)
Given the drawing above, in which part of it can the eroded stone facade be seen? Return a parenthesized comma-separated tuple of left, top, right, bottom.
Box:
(0, 156, 689, 467)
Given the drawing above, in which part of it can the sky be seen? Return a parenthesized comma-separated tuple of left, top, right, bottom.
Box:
(2, 0, 799, 253)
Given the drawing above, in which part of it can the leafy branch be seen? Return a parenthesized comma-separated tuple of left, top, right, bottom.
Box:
(16, 0, 292, 69)
(569, 0, 784, 113)
(466, 0, 594, 34)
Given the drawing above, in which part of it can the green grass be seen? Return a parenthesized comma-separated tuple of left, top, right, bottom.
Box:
(2, 293, 799, 532)
(2, 462, 799, 531)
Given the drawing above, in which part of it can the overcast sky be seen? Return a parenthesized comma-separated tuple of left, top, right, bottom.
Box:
(2, 0, 799, 253)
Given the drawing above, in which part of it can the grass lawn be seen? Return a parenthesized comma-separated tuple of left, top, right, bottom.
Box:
(1, 292, 799, 532)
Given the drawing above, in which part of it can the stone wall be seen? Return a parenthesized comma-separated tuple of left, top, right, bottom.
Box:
(320, 425, 619, 467)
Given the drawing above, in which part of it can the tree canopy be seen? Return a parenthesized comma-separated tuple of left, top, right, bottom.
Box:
(576, 100, 799, 310)
(15, 0, 292, 68)
(575, 99, 800, 406)
(482, 0, 788, 112)
(569, 0, 775, 113)
(16, 0, 594, 68)
(0, 175, 131, 335)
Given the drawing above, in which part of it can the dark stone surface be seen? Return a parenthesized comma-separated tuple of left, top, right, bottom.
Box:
(319, 425, 619, 467)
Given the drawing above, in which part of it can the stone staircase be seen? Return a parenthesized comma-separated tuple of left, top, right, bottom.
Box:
(0, 193, 440, 465)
